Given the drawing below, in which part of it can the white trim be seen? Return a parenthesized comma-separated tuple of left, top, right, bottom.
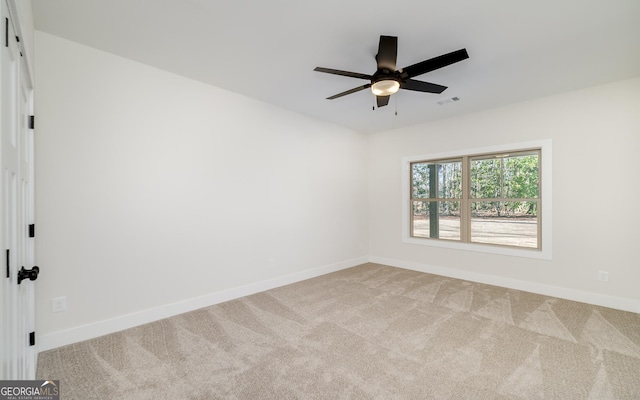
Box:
(38, 257, 367, 351)
(369, 256, 640, 314)
(401, 139, 552, 260)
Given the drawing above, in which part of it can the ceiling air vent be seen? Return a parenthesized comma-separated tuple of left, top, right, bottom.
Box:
(437, 96, 460, 105)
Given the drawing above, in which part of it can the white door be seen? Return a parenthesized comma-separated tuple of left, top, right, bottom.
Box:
(1, 0, 37, 380)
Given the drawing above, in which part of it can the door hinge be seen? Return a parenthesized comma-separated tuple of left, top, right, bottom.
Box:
(29, 115, 35, 130)
(5, 249, 9, 278)
(29, 332, 35, 346)
(4, 18, 8, 48)
(28, 224, 35, 238)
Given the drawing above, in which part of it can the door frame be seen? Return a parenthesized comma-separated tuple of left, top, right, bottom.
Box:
(1, 0, 36, 380)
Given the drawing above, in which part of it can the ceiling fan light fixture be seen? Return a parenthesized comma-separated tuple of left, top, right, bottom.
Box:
(314, 36, 469, 107)
(371, 79, 400, 96)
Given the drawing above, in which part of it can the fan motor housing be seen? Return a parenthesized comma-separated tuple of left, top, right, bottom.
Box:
(372, 69, 400, 83)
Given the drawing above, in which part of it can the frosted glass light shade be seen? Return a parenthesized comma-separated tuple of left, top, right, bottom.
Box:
(371, 80, 400, 96)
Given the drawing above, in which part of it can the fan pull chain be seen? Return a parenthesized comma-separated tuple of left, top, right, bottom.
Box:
(395, 94, 398, 116)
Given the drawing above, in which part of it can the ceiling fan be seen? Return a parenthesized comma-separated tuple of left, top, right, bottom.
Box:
(314, 35, 469, 108)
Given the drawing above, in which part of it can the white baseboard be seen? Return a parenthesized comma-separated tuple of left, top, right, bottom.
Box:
(38, 255, 639, 352)
(38, 256, 368, 352)
(368, 256, 640, 314)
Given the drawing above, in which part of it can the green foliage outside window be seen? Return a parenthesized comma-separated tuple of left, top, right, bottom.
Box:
(470, 153, 538, 217)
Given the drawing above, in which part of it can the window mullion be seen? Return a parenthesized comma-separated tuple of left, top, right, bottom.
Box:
(461, 155, 470, 243)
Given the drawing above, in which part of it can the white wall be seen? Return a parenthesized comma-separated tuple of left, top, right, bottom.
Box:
(34, 32, 369, 349)
(369, 77, 640, 312)
(34, 29, 640, 350)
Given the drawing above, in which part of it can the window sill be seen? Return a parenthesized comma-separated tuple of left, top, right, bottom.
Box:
(402, 236, 552, 260)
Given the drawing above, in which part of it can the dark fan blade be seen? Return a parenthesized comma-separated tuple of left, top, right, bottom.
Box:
(376, 36, 397, 71)
(314, 67, 372, 80)
(376, 95, 390, 107)
(400, 79, 447, 94)
(401, 48, 469, 78)
(327, 84, 372, 100)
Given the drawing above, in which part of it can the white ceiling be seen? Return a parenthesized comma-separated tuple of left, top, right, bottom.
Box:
(31, 0, 640, 134)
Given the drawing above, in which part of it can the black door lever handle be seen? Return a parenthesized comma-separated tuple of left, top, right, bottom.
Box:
(18, 266, 39, 284)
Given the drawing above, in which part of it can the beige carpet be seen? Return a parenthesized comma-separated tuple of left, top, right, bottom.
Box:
(37, 263, 640, 399)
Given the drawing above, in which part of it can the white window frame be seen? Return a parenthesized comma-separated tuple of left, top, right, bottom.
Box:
(402, 139, 552, 260)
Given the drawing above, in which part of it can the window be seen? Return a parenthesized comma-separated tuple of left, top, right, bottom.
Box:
(403, 140, 551, 259)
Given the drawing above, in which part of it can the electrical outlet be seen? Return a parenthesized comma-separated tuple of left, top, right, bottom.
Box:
(52, 296, 67, 312)
(268, 258, 276, 268)
(597, 271, 609, 282)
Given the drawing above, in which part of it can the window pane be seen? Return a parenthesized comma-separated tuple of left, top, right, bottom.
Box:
(412, 201, 460, 240)
(411, 163, 431, 198)
(470, 158, 500, 198)
(471, 201, 538, 248)
(470, 152, 539, 199)
(412, 160, 462, 199)
(437, 160, 462, 199)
